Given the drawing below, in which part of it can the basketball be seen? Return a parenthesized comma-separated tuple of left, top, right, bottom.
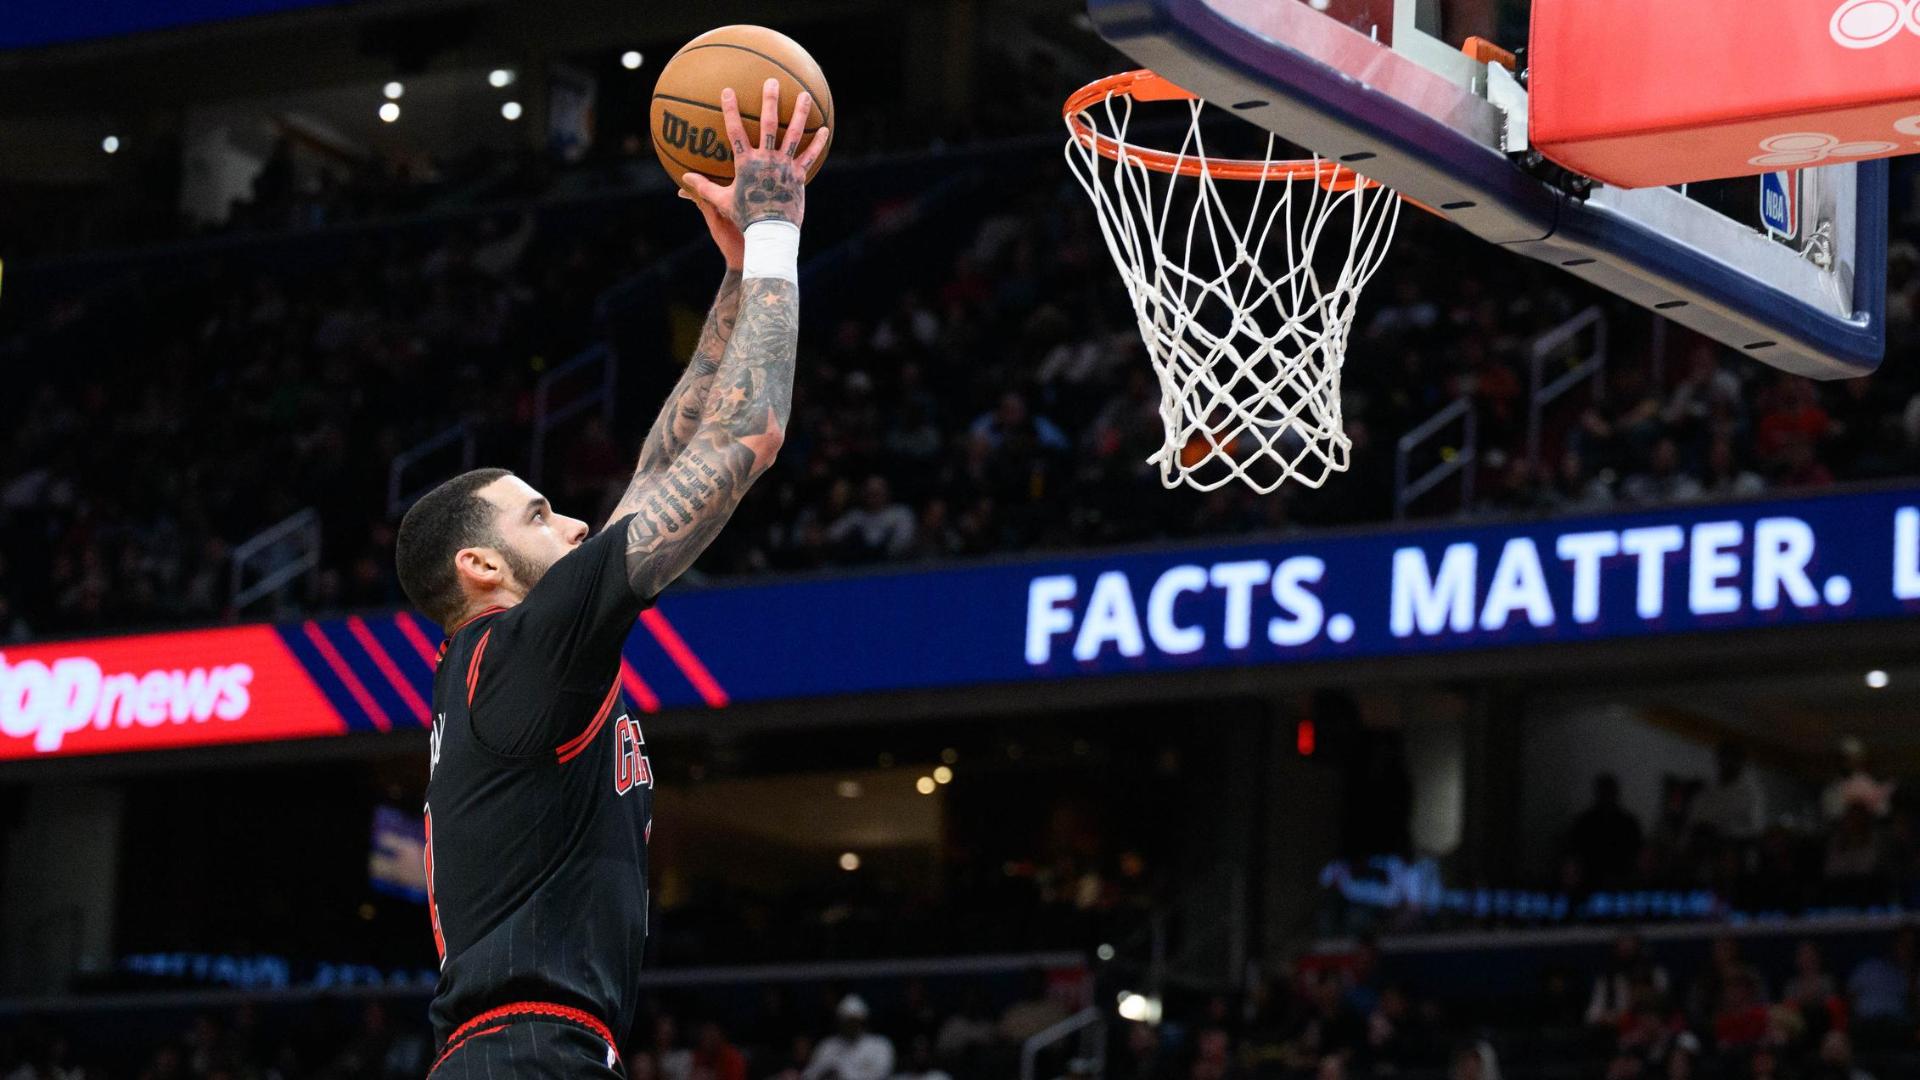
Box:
(650, 25, 834, 193)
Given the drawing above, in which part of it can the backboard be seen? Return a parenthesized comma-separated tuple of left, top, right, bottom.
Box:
(1085, 0, 1889, 379)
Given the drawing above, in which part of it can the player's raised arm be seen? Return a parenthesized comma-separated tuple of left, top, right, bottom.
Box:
(621, 217, 743, 500)
(610, 78, 827, 600)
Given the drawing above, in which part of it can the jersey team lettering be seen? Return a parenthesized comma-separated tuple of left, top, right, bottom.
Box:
(0, 653, 253, 753)
(613, 715, 653, 795)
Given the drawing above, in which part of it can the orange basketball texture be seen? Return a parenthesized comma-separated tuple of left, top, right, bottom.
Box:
(650, 25, 834, 192)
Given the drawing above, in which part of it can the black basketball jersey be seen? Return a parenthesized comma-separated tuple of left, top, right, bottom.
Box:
(423, 514, 655, 1048)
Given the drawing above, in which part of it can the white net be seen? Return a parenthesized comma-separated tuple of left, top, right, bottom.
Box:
(1065, 85, 1403, 492)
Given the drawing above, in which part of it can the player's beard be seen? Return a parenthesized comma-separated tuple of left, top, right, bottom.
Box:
(497, 540, 551, 594)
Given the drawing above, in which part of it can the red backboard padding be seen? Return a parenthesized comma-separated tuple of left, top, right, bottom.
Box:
(1530, 0, 1920, 188)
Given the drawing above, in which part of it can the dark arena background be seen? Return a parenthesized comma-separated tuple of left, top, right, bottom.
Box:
(2, 1, 1920, 1079)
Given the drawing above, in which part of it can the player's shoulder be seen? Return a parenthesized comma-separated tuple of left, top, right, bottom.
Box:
(436, 605, 512, 682)
(444, 605, 511, 646)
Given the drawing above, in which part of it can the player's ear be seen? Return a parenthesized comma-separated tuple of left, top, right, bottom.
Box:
(453, 546, 505, 591)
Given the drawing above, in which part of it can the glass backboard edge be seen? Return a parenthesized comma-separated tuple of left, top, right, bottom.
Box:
(1087, 0, 1887, 378)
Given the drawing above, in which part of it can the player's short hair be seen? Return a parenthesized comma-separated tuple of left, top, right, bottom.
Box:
(395, 467, 514, 630)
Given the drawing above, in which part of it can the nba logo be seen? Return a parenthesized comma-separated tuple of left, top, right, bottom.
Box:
(1761, 171, 1799, 241)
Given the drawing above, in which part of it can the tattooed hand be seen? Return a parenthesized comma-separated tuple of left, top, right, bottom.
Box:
(683, 78, 829, 230)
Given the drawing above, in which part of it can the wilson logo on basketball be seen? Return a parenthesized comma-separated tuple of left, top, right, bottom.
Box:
(658, 110, 733, 163)
(1830, 0, 1920, 48)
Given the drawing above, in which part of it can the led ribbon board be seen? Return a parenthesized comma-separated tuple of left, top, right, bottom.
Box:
(10, 484, 1920, 760)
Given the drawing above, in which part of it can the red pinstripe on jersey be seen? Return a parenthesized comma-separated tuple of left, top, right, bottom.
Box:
(424, 806, 446, 963)
(555, 679, 620, 765)
(464, 628, 492, 707)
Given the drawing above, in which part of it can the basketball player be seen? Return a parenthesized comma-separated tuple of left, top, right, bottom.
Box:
(392, 80, 827, 1077)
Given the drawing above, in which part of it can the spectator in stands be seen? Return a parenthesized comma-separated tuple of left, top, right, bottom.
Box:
(1814, 1030, 1877, 1080)
(890, 1034, 952, 1080)
(1288, 972, 1367, 1069)
(890, 982, 944, 1052)
(1588, 933, 1672, 1029)
(1689, 936, 1769, 1027)
(1664, 1032, 1702, 1080)
(1698, 435, 1767, 501)
(1364, 983, 1438, 1072)
(1745, 1045, 1786, 1080)
(1110, 1023, 1174, 1080)
(1548, 447, 1616, 511)
(1605, 1050, 1649, 1079)
(1693, 742, 1766, 844)
(691, 1021, 746, 1080)
(1824, 737, 1897, 822)
(1784, 941, 1844, 1028)
(828, 476, 917, 562)
(1710, 971, 1771, 1050)
(1646, 777, 1705, 886)
(1341, 937, 1384, 1016)
(1186, 1026, 1242, 1080)
(998, 978, 1071, 1048)
(1846, 927, 1918, 1045)
(1662, 344, 1747, 448)
(768, 1036, 816, 1080)
(1529, 967, 1590, 1031)
(933, 991, 996, 1065)
(653, 1015, 694, 1080)
(1566, 774, 1645, 890)
(1754, 375, 1831, 469)
(1824, 802, 1889, 904)
(1447, 1040, 1501, 1080)
(1579, 368, 1665, 473)
(1615, 974, 1687, 1063)
(1777, 434, 1838, 489)
(1621, 437, 1703, 505)
(970, 392, 1069, 453)
(804, 995, 896, 1080)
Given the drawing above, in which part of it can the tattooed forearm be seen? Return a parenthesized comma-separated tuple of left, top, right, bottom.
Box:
(613, 272, 743, 525)
(618, 79, 808, 597)
(622, 277, 798, 598)
(620, 428, 758, 598)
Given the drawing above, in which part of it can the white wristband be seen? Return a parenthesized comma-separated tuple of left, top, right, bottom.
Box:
(741, 220, 801, 283)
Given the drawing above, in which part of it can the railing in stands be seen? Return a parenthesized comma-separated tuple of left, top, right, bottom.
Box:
(528, 344, 617, 487)
(1394, 397, 1478, 520)
(3, 950, 1086, 1011)
(1525, 305, 1609, 472)
(229, 508, 323, 615)
(386, 422, 475, 518)
(1020, 1006, 1103, 1080)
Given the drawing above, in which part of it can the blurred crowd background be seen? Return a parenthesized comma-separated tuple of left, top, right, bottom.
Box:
(4, 3, 1920, 1080)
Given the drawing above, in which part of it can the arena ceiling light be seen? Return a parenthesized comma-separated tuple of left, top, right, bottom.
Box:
(838, 852, 860, 871)
(501, 101, 523, 121)
(101, 135, 120, 154)
(1116, 992, 1163, 1024)
(378, 102, 400, 123)
(620, 50, 643, 70)
(1866, 669, 1890, 689)
(488, 68, 515, 88)
(914, 776, 936, 795)
(383, 80, 404, 100)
